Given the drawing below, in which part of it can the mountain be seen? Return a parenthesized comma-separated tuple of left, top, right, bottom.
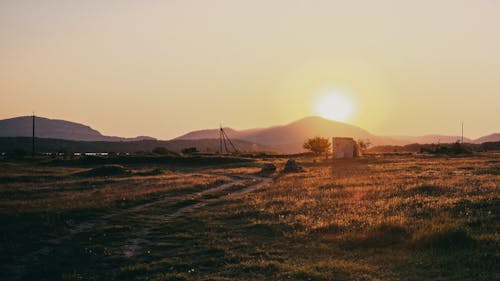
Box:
(474, 133, 500, 144)
(0, 116, 271, 153)
(0, 116, 156, 142)
(176, 116, 374, 152)
(243, 117, 373, 152)
(176, 116, 499, 153)
(177, 127, 239, 140)
(2, 115, 497, 154)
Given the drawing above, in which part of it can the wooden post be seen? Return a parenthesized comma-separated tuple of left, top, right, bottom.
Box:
(219, 125, 223, 154)
(461, 121, 464, 143)
(32, 113, 35, 158)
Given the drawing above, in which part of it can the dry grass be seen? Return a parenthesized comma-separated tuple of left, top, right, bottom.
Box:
(223, 153, 499, 280)
(0, 162, 229, 274)
(250, 155, 498, 234)
(0, 153, 498, 280)
(0, 166, 229, 213)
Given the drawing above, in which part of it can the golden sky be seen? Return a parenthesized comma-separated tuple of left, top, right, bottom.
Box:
(1, 0, 499, 139)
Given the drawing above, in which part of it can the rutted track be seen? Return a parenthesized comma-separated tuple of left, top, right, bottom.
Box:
(161, 175, 272, 221)
(121, 174, 272, 257)
(7, 173, 272, 280)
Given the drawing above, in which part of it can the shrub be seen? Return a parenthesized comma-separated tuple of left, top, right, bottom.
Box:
(181, 147, 198, 155)
(152, 147, 169, 155)
(358, 223, 410, 247)
(413, 226, 475, 251)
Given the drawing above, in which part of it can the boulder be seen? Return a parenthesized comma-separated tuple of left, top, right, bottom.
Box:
(283, 159, 303, 173)
(75, 165, 130, 177)
(260, 163, 277, 174)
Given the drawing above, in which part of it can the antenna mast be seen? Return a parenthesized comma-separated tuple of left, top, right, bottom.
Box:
(218, 125, 239, 154)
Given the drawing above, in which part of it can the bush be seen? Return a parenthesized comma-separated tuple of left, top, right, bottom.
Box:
(152, 147, 169, 155)
(413, 226, 475, 251)
(357, 223, 409, 247)
(181, 147, 198, 155)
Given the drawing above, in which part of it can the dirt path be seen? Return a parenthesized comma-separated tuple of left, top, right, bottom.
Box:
(106, 178, 247, 217)
(122, 174, 272, 257)
(161, 175, 272, 221)
(9, 173, 272, 280)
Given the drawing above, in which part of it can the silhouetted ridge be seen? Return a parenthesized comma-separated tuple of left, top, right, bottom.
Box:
(0, 116, 155, 142)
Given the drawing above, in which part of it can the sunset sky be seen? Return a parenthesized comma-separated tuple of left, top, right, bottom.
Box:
(1, 0, 499, 139)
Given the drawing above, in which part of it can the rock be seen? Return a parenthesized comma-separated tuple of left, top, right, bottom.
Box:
(283, 159, 303, 173)
(260, 163, 277, 174)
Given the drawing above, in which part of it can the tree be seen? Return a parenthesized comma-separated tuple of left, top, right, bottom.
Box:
(152, 147, 169, 155)
(181, 147, 198, 155)
(358, 139, 372, 153)
(303, 136, 331, 159)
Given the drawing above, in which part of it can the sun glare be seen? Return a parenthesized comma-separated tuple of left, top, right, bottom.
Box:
(314, 91, 355, 122)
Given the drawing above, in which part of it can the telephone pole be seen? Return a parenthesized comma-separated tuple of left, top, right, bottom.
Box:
(32, 113, 36, 157)
(461, 121, 464, 144)
(219, 125, 223, 154)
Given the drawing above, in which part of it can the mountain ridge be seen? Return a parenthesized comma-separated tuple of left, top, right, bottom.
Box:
(1, 115, 498, 153)
(0, 116, 156, 142)
(175, 116, 499, 152)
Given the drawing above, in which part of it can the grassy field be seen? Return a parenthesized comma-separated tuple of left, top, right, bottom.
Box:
(0, 153, 498, 280)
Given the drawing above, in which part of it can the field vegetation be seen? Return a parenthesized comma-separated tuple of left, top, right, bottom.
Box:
(0, 152, 498, 280)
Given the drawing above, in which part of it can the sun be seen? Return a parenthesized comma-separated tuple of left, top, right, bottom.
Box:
(313, 91, 355, 122)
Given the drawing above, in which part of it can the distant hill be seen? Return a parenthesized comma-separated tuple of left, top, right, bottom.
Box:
(176, 116, 498, 153)
(1, 115, 497, 154)
(0, 116, 156, 142)
(177, 127, 240, 140)
(474, 133, 500, 144)
(176, 116, 374, 152)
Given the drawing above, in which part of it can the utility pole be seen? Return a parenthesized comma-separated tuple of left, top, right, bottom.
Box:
(218, 124, 239, 154)
(219, 125, 223, 154)
(221, 127, 238, 154)
(461, 121, 464, 144)
(32, 113, 35, 157)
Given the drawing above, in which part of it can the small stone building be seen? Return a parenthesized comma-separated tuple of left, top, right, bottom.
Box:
(332, 137, 361, 158)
